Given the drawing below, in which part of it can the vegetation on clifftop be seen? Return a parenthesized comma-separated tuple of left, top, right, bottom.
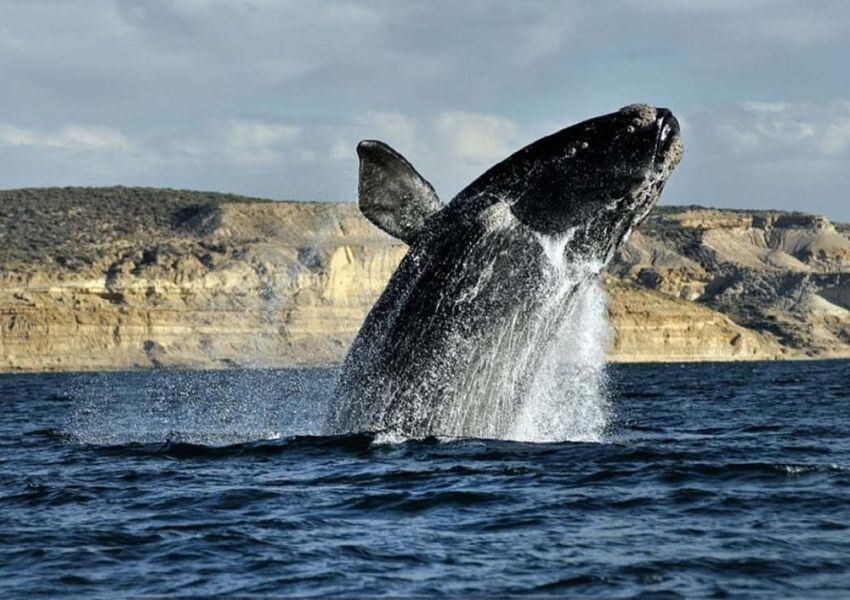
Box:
(0, 187, 282, 270)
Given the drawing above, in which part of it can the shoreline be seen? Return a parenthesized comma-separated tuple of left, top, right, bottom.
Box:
(3, 354, 850, 376)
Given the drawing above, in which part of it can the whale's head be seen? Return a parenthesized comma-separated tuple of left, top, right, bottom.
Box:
(354, 104, 682, 262)
(459, 103, 684, 261)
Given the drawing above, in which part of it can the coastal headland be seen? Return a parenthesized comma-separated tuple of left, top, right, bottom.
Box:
(1, 187, 848, 372)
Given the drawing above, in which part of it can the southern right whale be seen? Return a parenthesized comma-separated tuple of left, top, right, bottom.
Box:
(325, 103, 683, 439)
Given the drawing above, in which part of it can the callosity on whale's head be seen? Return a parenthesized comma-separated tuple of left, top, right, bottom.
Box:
(457, 103, 683, 261)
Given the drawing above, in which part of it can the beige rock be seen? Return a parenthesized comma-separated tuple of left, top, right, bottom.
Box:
(605, 279, 785, 362)
(0, 187, 847, 372)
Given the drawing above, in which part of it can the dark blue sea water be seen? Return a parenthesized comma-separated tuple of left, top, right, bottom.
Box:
(2, 361, 849, 598)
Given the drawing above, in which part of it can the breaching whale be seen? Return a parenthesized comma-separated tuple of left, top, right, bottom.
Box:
(324, 104, 683, 439)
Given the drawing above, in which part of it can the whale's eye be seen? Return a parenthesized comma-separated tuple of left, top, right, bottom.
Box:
(626, 125, 635, 134)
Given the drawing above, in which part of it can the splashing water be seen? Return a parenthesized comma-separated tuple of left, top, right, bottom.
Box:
(509, 277, 611, 443)
(427, 219, 615, 443)
(502, 231, 612, 443)
(66, 368, 332, 446)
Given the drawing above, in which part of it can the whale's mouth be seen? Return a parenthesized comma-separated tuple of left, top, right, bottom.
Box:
(598, 107, 682, 260)
(654, 108, 681, 164)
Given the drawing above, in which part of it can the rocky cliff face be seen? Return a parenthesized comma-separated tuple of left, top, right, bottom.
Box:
(0, 187, 847, 371)
(609, 208, 850, 359)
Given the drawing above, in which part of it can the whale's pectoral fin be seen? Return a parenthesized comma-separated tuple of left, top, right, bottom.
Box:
(357, 140, 442, 244)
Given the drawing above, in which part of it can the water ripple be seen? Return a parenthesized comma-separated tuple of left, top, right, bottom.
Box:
(0, 361, 848, 597)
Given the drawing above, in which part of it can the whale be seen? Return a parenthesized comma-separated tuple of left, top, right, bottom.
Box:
(324, 104, 683, 439)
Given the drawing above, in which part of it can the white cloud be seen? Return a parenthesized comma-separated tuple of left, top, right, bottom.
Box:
(0, 123, 135, 153)
(165, 119, 303, 169)
(226, 120, 299, 148)
(168, 137, 208, 164)
(821, 117, 850, 155)
(360, 112, 418, 156)
(222, 120, 299, 167)
(716, 102, 819, 153)
(741, 101, 794, 114)
(756, 119, 815, 142)
(329, 139, 353, 161)
(320, 110, 532, 198)
(434, 111, 520, 164)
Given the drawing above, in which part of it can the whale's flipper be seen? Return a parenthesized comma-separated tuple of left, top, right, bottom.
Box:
(357, 140, 441, 244)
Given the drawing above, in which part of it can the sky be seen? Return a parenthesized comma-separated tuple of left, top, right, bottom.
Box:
(1, 0, 850, 220)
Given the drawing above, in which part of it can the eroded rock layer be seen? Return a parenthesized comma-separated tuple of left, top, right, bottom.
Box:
(0, 188, 847, 371)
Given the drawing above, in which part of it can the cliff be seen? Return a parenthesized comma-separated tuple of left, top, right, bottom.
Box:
(0, 187, 848, 371)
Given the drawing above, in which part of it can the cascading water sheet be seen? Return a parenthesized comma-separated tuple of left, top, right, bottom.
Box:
(509, 277, 611, 443)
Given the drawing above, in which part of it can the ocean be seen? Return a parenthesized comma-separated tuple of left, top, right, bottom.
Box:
(1, 360, 849, 597)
